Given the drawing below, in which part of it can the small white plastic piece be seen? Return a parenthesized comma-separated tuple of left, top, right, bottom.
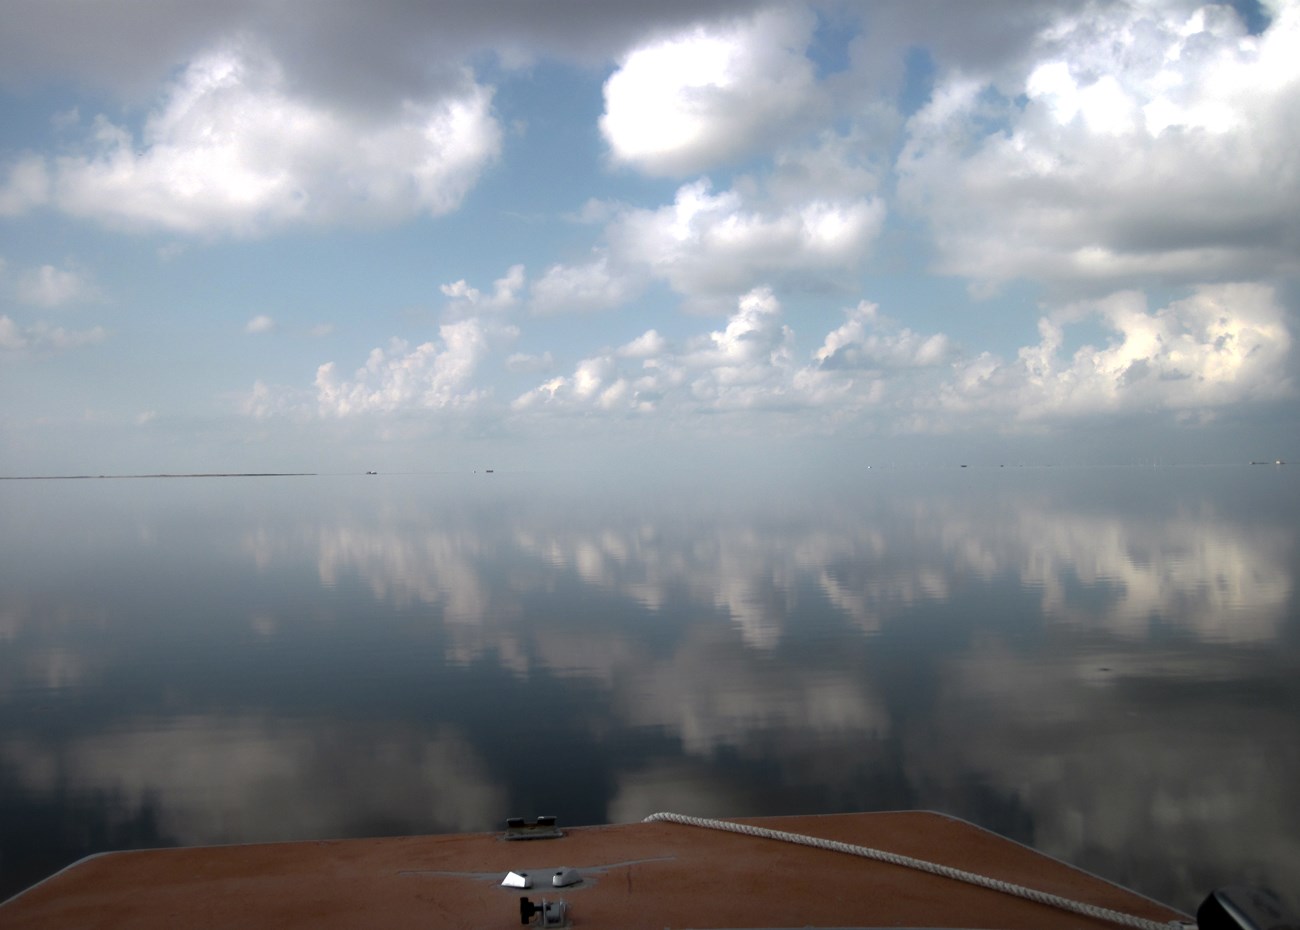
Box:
(502, 870, 533, 888)
(551, 867, 581, 887)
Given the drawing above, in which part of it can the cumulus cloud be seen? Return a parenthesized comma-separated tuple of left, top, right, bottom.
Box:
(897, 1, 1300, 291)
(815, 301, 954, 371)
(512, 280, 1292, 432)
(242, 321, 508, 419)
(765, 128, 889, 203)
(242, 379, 310, 420)
(617, 330, 667, 358)
(440, 264, 525, 315)
(245, 314, 520, 421)
(15, 263, 100, 307)
(9, 43, 501, 235)
(937, 283, 1293, 422)
(508, 287, 955, 423)
(607, 179, 885, 302)
(515, 287, 820, 416)
(687, 286, 792, 387)
(846, 0, 1099, 89)
(533, 126, 889, 311)
(246, 274, 1291, 440)
(601, 6, 824, 175)
(311, 319, 505, 416)
(528, 254, 641, 315)
(0, 156, 50, 216)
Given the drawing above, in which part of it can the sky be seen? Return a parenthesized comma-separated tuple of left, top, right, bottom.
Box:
(1, 0, 1297, 474)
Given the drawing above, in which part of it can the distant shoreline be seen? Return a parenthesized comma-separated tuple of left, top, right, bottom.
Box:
(0, 473, 317, 480)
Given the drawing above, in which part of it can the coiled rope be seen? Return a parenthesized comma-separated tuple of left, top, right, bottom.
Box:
(643, 812, 1192, 930)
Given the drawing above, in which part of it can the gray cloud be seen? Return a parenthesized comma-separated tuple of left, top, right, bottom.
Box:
(0, 0, 768, 102)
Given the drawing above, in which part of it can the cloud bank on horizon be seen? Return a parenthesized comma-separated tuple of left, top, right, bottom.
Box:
(1, 0, 1297, 468)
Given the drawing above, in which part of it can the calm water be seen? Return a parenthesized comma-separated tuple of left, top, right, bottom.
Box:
(1, 466, 1297, 910)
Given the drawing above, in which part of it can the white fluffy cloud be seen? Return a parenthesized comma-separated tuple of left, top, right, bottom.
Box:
(311, 320, 500, 417)
(514, 287, 844, 416)
(170, 0, 1294, 447)
(607, 179, 885, 301)
(601, 6, 823, 175)
(245, 269, 1292, 442)
(528, 254, 640, 316)
(537, 127, 888, 311)
(512, 281, 1292, 431)
(897, 1, 1300, 290)
(937, 283, 1292, 422)
(4, 44, 501, 235)
(816, 301, 954, 371)
(441, 264, 525, 315)
(617, 330, 667, 359)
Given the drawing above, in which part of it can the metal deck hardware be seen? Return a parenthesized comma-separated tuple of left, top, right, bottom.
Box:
(504, 816, 563, 841)
(519, 896, 567, 927)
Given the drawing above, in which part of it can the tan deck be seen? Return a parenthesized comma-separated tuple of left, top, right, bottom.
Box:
(0, 811, 1188, 929)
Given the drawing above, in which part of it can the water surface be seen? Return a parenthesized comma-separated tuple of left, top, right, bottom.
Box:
(1, 466, 1297, 910)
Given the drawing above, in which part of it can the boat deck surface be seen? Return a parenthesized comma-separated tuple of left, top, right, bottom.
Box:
(0, 811, 1188, 929)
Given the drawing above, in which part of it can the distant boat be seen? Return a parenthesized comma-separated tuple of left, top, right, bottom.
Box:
(365, 471, 377, 475)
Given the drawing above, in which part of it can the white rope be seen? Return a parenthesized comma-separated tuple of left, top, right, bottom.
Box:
(642, 812, 1191, 930)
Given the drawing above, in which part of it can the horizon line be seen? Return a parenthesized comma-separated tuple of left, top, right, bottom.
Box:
(0, 472, 318, 480)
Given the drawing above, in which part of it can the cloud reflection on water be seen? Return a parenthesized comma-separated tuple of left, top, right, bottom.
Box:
(3, 719, 506, 843)
(0, 470, 1296, 909)
(915, 639, 1300, 905)
(266, 477, 1293, 648)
